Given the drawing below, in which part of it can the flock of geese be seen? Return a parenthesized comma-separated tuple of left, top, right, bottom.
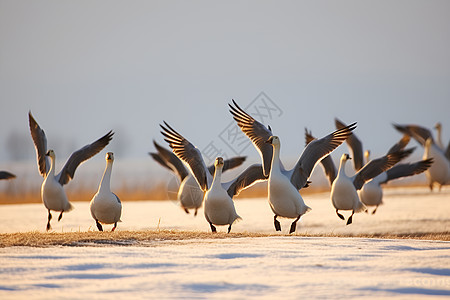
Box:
(1, 101, 447, 233)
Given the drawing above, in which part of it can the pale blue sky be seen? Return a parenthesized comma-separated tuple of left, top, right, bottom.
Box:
(1, 1, 449, 166)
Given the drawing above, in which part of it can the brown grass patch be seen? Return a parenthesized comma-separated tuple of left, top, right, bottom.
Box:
(1, 230, 448, 248)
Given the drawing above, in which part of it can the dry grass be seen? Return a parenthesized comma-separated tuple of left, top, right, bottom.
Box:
(1, 230, 449, 248)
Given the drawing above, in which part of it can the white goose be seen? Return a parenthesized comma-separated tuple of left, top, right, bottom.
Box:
(150, 141, 246, 216)
(229, 100, 356, 233)
(29, 112, 113, 230)
(394, 123, 450, 190)
(160, 122, 267, 233)
(424, 138, 450, 191)
(90, 152, 122, 231)
(331, 150, 408, 224)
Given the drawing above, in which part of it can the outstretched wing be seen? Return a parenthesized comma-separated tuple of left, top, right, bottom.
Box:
(393, 123, 433, 147)
(28, 111, 49, 177)
(387, 134, 411, 154)
(381, 158, 434, 184)
(335, 118, 363, 171)
(352, 150, 410, 190)
(160, 121, 210, 191)
(150, 140, 189, 182)
(229, 100, 273, 177)
(207, 156, 247, 175)
(58, 131, 114, 185)
(304, 128, 337, 186)
(0, 171, 16, 180)
(288, 123, 357, 190)
(224, 164, 267, 198)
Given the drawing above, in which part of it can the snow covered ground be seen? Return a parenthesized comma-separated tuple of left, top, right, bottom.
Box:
(0, 186, 449, 299)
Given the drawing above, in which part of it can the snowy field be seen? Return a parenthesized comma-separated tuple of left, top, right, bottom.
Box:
(1, 186, 449, 299)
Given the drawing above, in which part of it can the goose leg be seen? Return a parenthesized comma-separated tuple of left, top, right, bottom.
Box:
(346, 211, 354, 225)
(209, 222, 217, 233)
(58, 211, 64, 222)
(46, 210, 52, 231)
(96, 220, 103, 231)
(274, 215, 281, 231)
(227, 224, 232, 233)
(336, 209, 345, 220)
(372, 206, 378, 215)
(194, 208, 198, 216)
(289, 215, 301, 234)
(112, 222, 117, 232)
(184, 208, 189, 214)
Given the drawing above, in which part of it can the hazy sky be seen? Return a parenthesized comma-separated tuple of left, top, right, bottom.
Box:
(1, 1, 449, 167)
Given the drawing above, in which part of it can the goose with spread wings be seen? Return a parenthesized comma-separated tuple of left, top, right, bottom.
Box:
(229, 100, 356, 233)
(160, 122, 266, 233)
(394, 123, 449, 191)
(360, 150, 433, 214)
(29, 112, 113, 231)
(331, 150, 410, 225)
(150, 141, 246, 216)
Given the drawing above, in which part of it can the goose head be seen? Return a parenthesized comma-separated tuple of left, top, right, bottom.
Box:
(341, 153, 352, 162)
(45, 149, 55, 159)
(364, 150, 370, 164)
(425, 137, 433, 149)
(434, 122, 442, 131)
(266, 136, 280, 147)
(106, 152, 114, 162)
(214, 157, 224, 168)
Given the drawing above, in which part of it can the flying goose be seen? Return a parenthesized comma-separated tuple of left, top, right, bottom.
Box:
(0, 171, 16, 180)
(331, 150, 409, 224)
(28, 112, 113, 230)
(150, 141, 246, 216)
(160, 121, 266, 233)
(229, 100, 356, 233)
(90, 152, 122, 231)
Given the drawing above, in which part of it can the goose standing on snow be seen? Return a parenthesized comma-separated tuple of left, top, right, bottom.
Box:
(331, 150, 409, 224)
(160, 122, 266, 233)
(150, 141, 246, 216)
(90, 152, 122, 231)
(229, 100, 356, 233)
(28, 112, 113, 230)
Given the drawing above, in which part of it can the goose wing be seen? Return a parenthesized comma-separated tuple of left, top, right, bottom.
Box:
(446, 141, 450, 161)
(229, 100, 273, 176)
(160, 121, 210, 191)
(335, 118, 363, 171)
(381, 158, 434, 184)
(150, 140, 189, 182)
(58, 131, 114, 185)
(352, 150, 410, 190)
(0, 171, 16, 180)
(288, 123, 356, 190)
(393, 124, 433, 147)
(224, 164, 266, 198)
(207, 156, 247, 175)
(387, 134, 411, 154)
(305, 128, 336, 185)
(28, 112, 49, 177)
